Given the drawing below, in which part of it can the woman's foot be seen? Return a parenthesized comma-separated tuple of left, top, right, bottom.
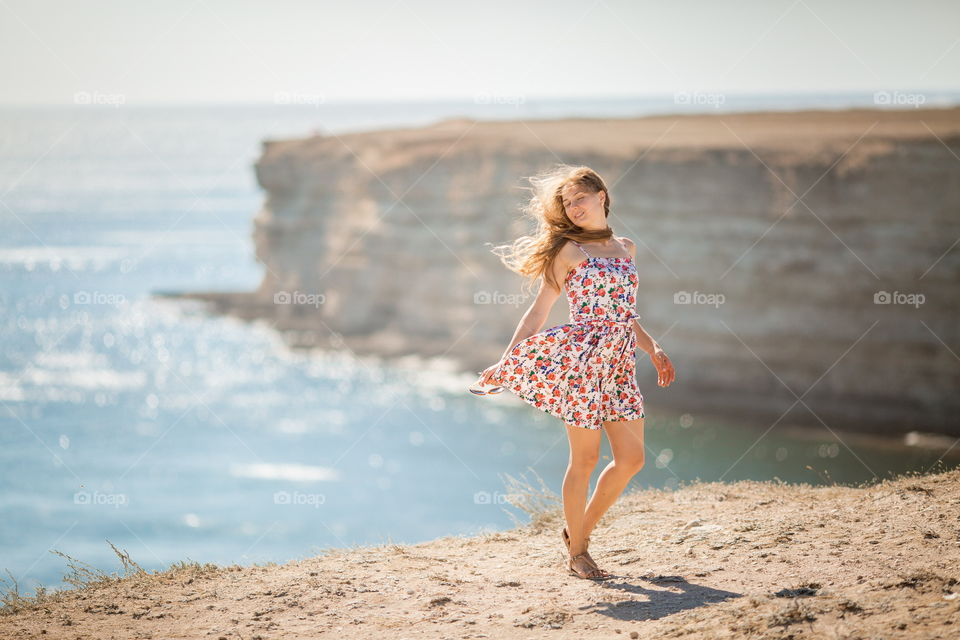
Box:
(567, 552, 612, 580)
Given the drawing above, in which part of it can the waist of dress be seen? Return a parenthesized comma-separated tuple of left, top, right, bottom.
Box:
(570, 313, 640, 326)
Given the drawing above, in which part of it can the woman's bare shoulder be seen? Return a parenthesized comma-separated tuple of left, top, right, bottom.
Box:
(558, 239, 587, 268)
(617, 236, 636, 256)
(548, 241, 583, 286)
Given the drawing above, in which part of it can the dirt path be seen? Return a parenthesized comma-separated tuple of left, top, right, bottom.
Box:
(3, 467, 958, 639)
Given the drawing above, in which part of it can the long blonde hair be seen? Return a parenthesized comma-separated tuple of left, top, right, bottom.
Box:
(490, 164, 618, 295)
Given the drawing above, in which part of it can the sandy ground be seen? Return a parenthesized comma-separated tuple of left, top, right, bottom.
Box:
(3, 466, 959, 639)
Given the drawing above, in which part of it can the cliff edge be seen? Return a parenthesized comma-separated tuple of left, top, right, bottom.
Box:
(3, 466, 959, 639)
(169, 107, 960, 436)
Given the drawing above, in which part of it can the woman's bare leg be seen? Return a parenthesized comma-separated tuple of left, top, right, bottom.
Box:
(562, 423, 609, 578)
(582, 417, 646, 540)
(562, 422, 601, 553)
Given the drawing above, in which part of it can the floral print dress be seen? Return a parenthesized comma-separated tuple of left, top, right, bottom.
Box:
(490, 239, 645, 430)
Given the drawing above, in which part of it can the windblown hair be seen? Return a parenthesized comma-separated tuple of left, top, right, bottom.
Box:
(490, 164, 617, 296)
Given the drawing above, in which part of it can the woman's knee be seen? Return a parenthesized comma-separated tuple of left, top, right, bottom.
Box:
(565, 423, 602, 471)
(568, 450, 600, 471)
(615, 452, 645, 473)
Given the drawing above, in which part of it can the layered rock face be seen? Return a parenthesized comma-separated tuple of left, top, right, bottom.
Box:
(181, 108, 960, 436)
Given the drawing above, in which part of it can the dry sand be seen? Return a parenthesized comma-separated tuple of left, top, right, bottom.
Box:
(3, 466, 958, 639)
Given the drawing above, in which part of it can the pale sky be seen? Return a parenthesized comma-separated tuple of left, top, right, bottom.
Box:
(1, 0, 958, 105)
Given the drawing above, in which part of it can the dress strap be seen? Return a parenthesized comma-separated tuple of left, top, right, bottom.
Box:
(572, 241, 592, 258)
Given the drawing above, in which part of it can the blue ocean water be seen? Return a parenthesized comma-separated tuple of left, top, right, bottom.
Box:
(1, 95, 957, 596)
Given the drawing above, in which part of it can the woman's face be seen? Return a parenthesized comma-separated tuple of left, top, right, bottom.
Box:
(561, 183, 605, 228)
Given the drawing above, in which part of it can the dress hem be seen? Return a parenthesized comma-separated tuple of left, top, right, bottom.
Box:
(505, 383, 644, 430)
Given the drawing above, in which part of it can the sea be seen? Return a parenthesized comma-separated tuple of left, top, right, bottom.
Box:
(2, 91, 959, 595)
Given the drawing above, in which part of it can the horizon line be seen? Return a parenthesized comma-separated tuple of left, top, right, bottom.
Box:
(2, 88, 960, 110)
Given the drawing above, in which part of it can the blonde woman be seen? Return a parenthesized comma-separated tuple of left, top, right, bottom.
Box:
(477, 165, 676, 580)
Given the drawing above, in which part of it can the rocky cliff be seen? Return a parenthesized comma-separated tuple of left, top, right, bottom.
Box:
(175, 107, 960, 437)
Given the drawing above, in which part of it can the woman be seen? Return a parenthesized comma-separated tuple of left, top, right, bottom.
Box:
(476, 164, 676, 580)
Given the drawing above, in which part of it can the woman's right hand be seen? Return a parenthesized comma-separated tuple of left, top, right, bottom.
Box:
(477, 360, 506, 386)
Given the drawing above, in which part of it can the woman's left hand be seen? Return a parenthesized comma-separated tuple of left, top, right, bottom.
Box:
(650, 348, 675, 387)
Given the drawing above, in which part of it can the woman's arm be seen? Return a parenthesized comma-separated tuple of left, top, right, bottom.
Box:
(500, 306, 549, 360)
(631, 318, 661, 357)
(498, 256, 567, 360)
(480, 247, 575, 386)
(622, 237, 676, 387)
(632, 313, 677, 388)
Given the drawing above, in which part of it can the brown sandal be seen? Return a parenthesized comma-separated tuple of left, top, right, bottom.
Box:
(567, 552, 612, 580)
